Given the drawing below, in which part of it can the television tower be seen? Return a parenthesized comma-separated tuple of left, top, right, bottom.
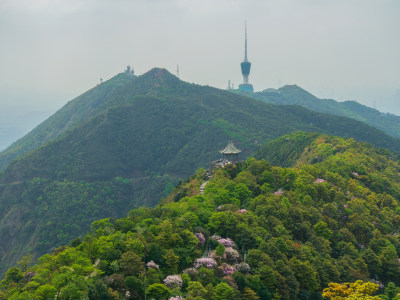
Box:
(238, 20, 254, 92)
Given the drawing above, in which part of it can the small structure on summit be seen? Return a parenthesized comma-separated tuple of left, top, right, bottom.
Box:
(125, 65, 135, 76)
(220, 141, 241, 162)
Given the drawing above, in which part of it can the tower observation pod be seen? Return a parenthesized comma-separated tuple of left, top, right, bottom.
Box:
(238, 21, 254, 92)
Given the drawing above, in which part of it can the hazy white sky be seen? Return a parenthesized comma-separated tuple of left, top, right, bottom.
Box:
(0, 0, 399, 149)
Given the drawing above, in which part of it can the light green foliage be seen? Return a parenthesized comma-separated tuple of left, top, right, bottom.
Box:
(147, 283, 171, 299)
(214, 282, 235, 300)
(34, 284, 57, 299)
(195, 267, 214, 287)
(163, 249, 179, 275)
(208, 212, 239, 237)
(313, 221, 333, 240)
(243, 287, 260, 300)
(1, 267, 23, 286)
(215, 244, 225, 257)
(186, 281, 208, 299)
(17, 255, 33, 273)
(146, 268, 161, 285)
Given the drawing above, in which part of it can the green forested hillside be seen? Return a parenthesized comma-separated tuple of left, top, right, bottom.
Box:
(247, 85, 400, 139)
(2, 133, 400, 299)
(1, 68, 400, 278)
(0, 74, 135, 171)
(2, 72, 400, 172)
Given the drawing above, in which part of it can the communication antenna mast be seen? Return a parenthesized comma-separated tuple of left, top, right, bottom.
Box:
(238, 19, 253, 92)
(177, 64, 180, 78)
(244, 19, 248, 62)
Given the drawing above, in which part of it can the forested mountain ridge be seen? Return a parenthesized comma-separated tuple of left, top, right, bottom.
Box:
(1, 68, 400, 278)
(0, 73, 134, 170)
(255, 131, 399, 169)
(2, 132, 400, 299)
(245, 85, 400, 140)
(2, 71, 400, 172)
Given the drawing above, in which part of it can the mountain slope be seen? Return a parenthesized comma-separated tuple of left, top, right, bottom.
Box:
(2, 133, 400, 299)
(255, 131, 399, 171)
(3, 87, 400, 184)
(248, 85, 400, 139)
(1, 68, 400, 277)
(0, 74, 136, 170)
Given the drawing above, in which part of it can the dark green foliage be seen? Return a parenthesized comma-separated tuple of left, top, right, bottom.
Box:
(125, 276, 144, 297)
(0, 178, 168, 277)
(87, 279, 108, 300)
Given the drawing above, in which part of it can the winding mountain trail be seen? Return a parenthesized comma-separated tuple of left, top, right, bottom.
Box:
(199, 181, 208, 195)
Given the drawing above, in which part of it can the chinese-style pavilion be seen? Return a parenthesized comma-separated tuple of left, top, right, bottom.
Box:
(220, 141, 241, 162)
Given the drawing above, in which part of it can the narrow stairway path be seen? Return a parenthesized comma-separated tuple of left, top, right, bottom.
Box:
(199, 181, 208, 195)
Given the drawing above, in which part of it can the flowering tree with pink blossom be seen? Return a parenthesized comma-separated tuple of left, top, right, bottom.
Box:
(194, 257, 217, 269)
(208, 250, 222, 261)
(210, 235, 221, 241)
(218, 238, 236, 248)
(194, 232, 205, 246)
(183, 268, 197, 276)
(274, 189, 284, 195)
(163, 275, 183, 289)
(210, 235, 237, 249)
(146, 261, 159, 270)
(236, 209, 247, 214)
(219, 263, 235, 276)
(314, 178, 325, 184)
(235, 262, 250, 274)
(223, 276, 238, 289)
(224, 247, 239, 262)
(24, 271, 36, 283)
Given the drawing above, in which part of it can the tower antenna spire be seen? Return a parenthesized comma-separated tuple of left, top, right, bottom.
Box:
(244, 19, 248, 62)
(238, 19, 253, 92)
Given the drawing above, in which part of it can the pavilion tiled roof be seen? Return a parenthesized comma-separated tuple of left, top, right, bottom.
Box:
(220, 141, 241, 154)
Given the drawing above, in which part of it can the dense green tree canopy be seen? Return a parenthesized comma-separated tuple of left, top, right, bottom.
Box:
(1, 132, 400, 299)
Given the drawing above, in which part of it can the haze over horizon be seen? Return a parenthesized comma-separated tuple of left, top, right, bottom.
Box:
(0, 0, 399, 150)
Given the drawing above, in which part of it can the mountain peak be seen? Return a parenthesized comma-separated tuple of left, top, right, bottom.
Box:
(139, 67, 179, 83)
(278, 84, 318, 100)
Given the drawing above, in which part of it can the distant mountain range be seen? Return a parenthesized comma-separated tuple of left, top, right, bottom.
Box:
(240, 85, 400, 139)
(1, 68, 400, 276)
